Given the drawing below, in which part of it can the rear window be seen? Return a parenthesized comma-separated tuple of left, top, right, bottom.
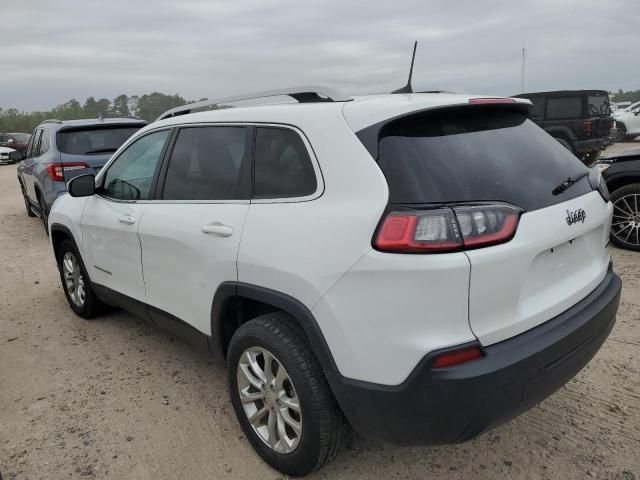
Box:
(57, 126, 142, 155)
(587, 94, 611, 117)
(375, 107, 590, 211)
(9, 133, 30, 142)
(546, 97, 582, 119)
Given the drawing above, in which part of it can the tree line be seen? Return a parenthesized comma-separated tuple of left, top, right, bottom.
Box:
(2, 89, 638, 133)
(0, 93, 194, 133)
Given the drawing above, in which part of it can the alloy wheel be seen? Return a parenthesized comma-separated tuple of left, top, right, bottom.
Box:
(612, 194, 640, 247)
(62, 251, 86, 307)
(236, 347, 302, 454)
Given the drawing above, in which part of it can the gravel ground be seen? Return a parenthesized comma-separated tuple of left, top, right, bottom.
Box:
(1, 142, 639, 480)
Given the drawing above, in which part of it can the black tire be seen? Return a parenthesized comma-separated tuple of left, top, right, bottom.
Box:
(610, 183, 640, 252)
(227, 313, 345, 476)
(36, 192, 49, 236)
(555, 137, 576, 156)
(19, 181, 36, 217)
(57, 239, 104, 318)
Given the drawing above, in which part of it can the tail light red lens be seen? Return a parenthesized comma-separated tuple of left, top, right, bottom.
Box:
(375, 210, 462, 252)
(46, 162, 90, 181)
(432, 346, 482, 368)
(583, 120, 592, 136)
(374, 205, 521, 253)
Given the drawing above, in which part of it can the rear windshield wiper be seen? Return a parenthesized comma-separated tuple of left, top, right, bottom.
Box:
(84, 148, 117, 155)
(552, 172, 589, 195)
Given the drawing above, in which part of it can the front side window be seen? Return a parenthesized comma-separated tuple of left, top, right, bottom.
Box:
(254, 127, 317, 198)
(102, 129, 170, 200)
(162, 126, 249, 200)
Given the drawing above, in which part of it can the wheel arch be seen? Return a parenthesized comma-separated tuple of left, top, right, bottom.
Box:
(606, 173, 640, 195)
(210, 282, 340, 377)
(50, 223, 78, 261)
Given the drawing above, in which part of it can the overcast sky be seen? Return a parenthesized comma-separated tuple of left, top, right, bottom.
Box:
(2, 0, 638, 111)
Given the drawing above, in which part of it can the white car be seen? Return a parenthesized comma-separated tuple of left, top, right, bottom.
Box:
(613, 101, 640, 140)
(0, 146, 17, 164)
(48, 87, 621, 476)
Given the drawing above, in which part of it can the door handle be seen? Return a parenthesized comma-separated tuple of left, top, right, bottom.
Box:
(117, 215, 136, 225)
(201, 223, 233, 237)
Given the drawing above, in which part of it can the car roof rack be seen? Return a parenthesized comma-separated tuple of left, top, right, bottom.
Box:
(156, 86, 352, 121)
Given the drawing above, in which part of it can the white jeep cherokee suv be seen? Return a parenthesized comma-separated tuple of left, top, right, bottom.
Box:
(48, 87, 621, 476)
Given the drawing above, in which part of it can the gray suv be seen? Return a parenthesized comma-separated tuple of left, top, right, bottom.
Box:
(15, 117, 147, 230)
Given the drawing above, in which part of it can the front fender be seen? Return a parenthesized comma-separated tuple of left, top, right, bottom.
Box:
(48, 194, 89, 257)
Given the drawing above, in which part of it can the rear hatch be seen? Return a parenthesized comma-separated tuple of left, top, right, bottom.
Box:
(57, 123, 144, 178)
(364, 105, 612, 345)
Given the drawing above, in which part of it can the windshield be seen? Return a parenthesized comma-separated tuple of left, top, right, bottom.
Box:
(8, 133, 31, 142)
(374, 107, 591, 212)
(57, 126, 142, 155)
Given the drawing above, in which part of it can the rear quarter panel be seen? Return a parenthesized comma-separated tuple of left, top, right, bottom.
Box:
(237, 111, 389, 309)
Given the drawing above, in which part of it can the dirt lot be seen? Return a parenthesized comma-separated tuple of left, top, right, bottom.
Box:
(1, 143, 639, 480)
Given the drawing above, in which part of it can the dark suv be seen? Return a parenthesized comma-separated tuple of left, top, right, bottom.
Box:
(514, 90, 614, 163)
(15, 117, 147, 231)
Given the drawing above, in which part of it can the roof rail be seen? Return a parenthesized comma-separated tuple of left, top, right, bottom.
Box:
(156, 86, 351, 122)
(40, 119, 63, 124)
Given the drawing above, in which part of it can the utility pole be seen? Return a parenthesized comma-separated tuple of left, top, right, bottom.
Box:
(521, 47, 526, 93)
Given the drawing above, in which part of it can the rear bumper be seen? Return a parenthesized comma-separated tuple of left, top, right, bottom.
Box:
(329, 264, 621, 445)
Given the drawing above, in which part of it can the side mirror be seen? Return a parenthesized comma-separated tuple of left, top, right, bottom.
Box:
(8, 151, 23, 162)
(7, 138, 14, 144)
(68, 174, 96, 197)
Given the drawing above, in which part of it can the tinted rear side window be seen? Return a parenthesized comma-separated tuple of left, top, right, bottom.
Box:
(254, 127, 317, 198)
(375, 107, 590, 211)
(57, 126, 142, 155)
(39, 131, 50, 155)
(546, 97, 582, 119)
(528, 97, 545, 118)
(162, 126, 249, 200)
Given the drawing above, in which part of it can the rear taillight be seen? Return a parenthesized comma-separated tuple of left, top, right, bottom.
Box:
(374, 204, 521, 253)
(46, 162, 90, 181)
(432, 346, 483, 368)
(589, 167, 610, 202)
(583, 120, 592, 136)
(375, 210, 462, 252)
